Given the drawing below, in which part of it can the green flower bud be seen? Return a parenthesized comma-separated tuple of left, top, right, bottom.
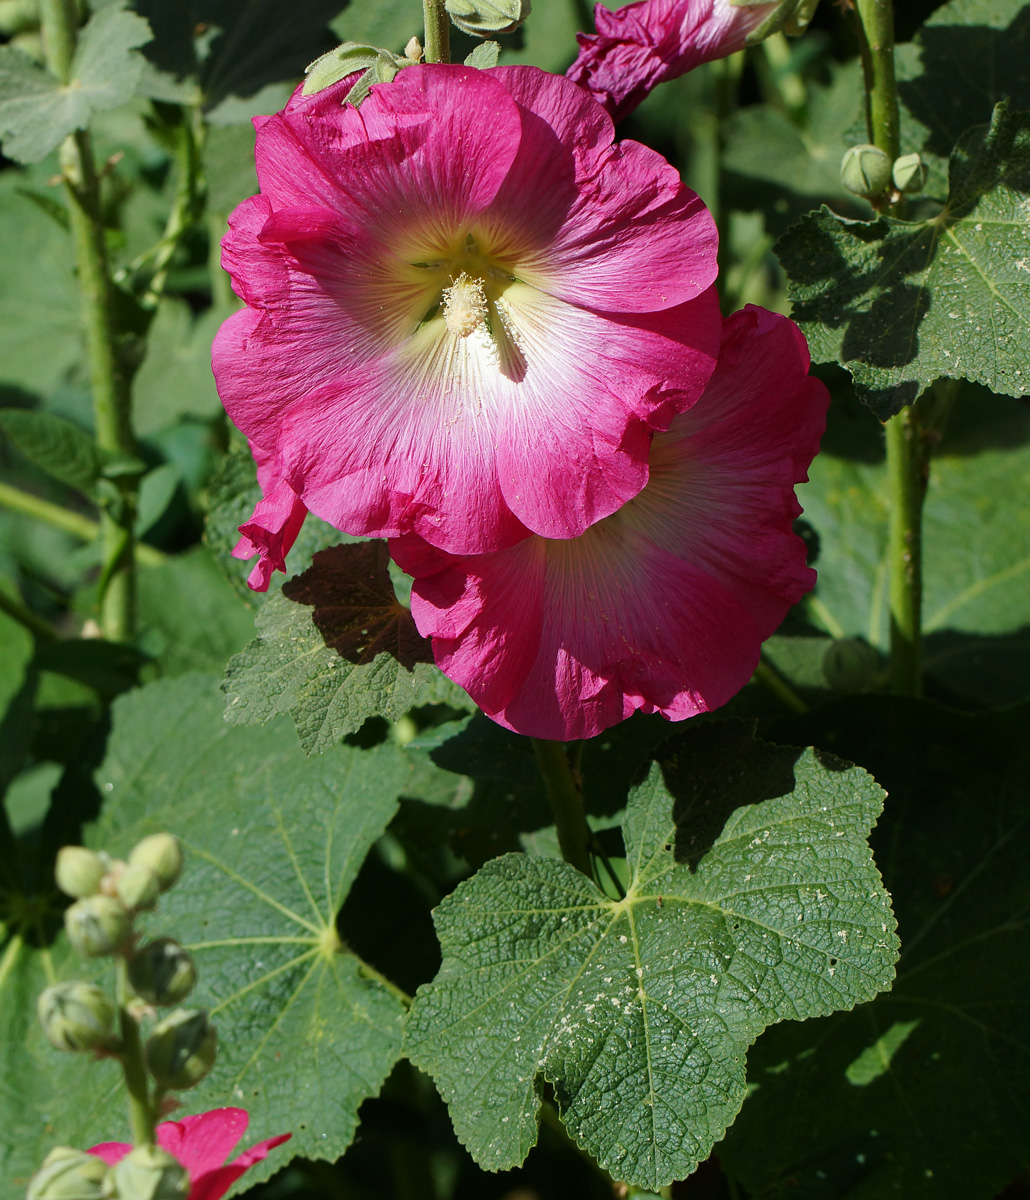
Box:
(128, 835, 183, 893)
(37, 981, 116, 1052)
(822, 637, 882, 693)
(27, 1147, 108, 1200)
(127, 939, 197, 1006)
(445, 0, 531, 37)
(64, 896, 133, 958)
(114, 863, 161, 913)
(108, 1146, 189, 1200)
(145, 1009, 217, 1090)
(55, 847, 107, 899)
(892, 152, 929, 195)
(840, 144, 892, 199)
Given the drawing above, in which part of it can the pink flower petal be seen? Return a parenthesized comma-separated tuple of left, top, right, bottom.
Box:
(232, 441, 309, 591)
(569, 0, 781, 121)
(399, 306, 829, 740)
(188, 1134, 293, 1200)
(213, 63, 721, 557)
(87, 1142, 131, 1166)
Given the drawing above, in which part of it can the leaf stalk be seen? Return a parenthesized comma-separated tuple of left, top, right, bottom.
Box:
(531, 739, 594, 879)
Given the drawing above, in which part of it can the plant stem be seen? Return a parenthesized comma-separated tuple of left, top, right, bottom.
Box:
(532, 739, 594, 879)
(855, 0, 923, 695)
(41, 0, 139, 643)
(422, 0, 450, 63)
(0, 586, 59, 642)
(854, 0, 899, 160)
(143, 110, 205, 308)
(0, 482, 166, 565)
(116, 959, 156, 1145)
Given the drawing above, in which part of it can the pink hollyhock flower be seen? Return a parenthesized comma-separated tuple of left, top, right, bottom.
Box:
(233, 440, 309, 591)
(212, 64, 721, 573)
(391, 306, 829, 741)
(568, 0, 781, 122)
(90, 1108, 291, 1200)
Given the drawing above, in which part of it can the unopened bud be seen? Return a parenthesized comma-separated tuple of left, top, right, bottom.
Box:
(822, 637, 881, 693)
(445, 0, 531, 37)
(128, 939, 197, 1007)
(55, 847, 106, 899)
(892, 152, 929, 194)
(145, 1009, 217, 1090)
(115, 863, 160, 912)
(128, 835, 183, 893)
(38, 981, 116, 1052)
(64, 896, 133, 958)
(27, 1148, 108, 1200)
(108, 1145, 189, 1200)
(840, 144, 892, 199)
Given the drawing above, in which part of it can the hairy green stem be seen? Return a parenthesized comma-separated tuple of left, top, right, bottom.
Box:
(532, 739, 594, 879)
(116, 959, 157, 1146)
(855, 0, 899, 160)
(143, 110, 205, 308)
(855, 0, 923, 694)
(0, 482, 166, 565)
(42, 0, 139, 643)
(422, 0, 450, 63)
(0, 586, 59, 642)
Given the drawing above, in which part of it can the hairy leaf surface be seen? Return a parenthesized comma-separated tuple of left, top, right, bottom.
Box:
(779, 104, 1030, 416)
(406, 725, 897, 1189)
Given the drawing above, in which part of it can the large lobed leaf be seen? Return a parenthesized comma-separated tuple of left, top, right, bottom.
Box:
(0, 4, 152, 163)
(722, 697, 1030, 1199)
(0, 675, 411, 1192)
(779, 103, 1030, 416)
(406, 723, 898, 1190)
(224, 542, 472, 754)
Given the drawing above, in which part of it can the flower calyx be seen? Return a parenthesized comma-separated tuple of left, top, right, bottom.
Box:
(38, 981, 118, 1053)
(303, 41, 415, 106)
(144, 1008, 217, 1090)
(127, 939, 197, 1007)
(892, 152, 929, 195)
(734, 0, 821, 43)
(64, 895, 134, 959)
(55, 847, 107, 900)
(27, 1148, 109, 1200)
(445, 0, 530, 37)
(840, 143, 893, 200)
(106, 1145, 189, 1200)
(128, 835, 183, 894)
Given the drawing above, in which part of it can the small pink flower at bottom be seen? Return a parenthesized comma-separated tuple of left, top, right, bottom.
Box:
(90, 1108, 291, 1200)
(568, 0, 781, 122)
(232, 440, 308, 591)
(392, 306, 829, 741)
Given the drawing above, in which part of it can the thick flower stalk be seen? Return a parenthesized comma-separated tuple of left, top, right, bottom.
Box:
(213, 64, 721, 588)
(90, 1108, 290, 1200)
(392, 306, 829, 740)
(568, 0, 781, 122)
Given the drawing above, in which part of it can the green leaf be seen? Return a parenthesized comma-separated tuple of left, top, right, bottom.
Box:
(798, 388, 1030, 706)
(137, 545, 257, 675)
(203, 437, 343, 602)
(132, 301, 230, 437)
(203, 123, 257, 214)
(0, 409, 100, 498)
(464, 40, 500, 68)
(778, 103, 1030, 416)
(721, 696, 1030, 1200)
(0, 5, 151, 163)
(224, 542, 472, 753)
(405, 722, 898, 1190)
(895, 0, 1030, 200)
(0, 576, 34, 721)
(0, 179, 81, 405)
(0, 674, 410, 1191)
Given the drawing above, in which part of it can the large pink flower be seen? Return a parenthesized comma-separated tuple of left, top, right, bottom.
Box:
(392, 306, 828, 740)
(233, 440, 309, 591)
(212, 64, 721, 563)
(90, 1108, 290, 1200)
(568, 0, 780, 122)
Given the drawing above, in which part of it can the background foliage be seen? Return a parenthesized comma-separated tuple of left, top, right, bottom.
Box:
(1, 0, 1028, 1198)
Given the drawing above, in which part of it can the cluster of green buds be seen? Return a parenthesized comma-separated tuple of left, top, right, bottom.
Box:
(29, 834, 217, 1199)
(840, 144, 930, 203)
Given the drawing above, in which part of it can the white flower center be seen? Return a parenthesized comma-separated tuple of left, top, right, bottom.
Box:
(442, 272, 488, 339)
